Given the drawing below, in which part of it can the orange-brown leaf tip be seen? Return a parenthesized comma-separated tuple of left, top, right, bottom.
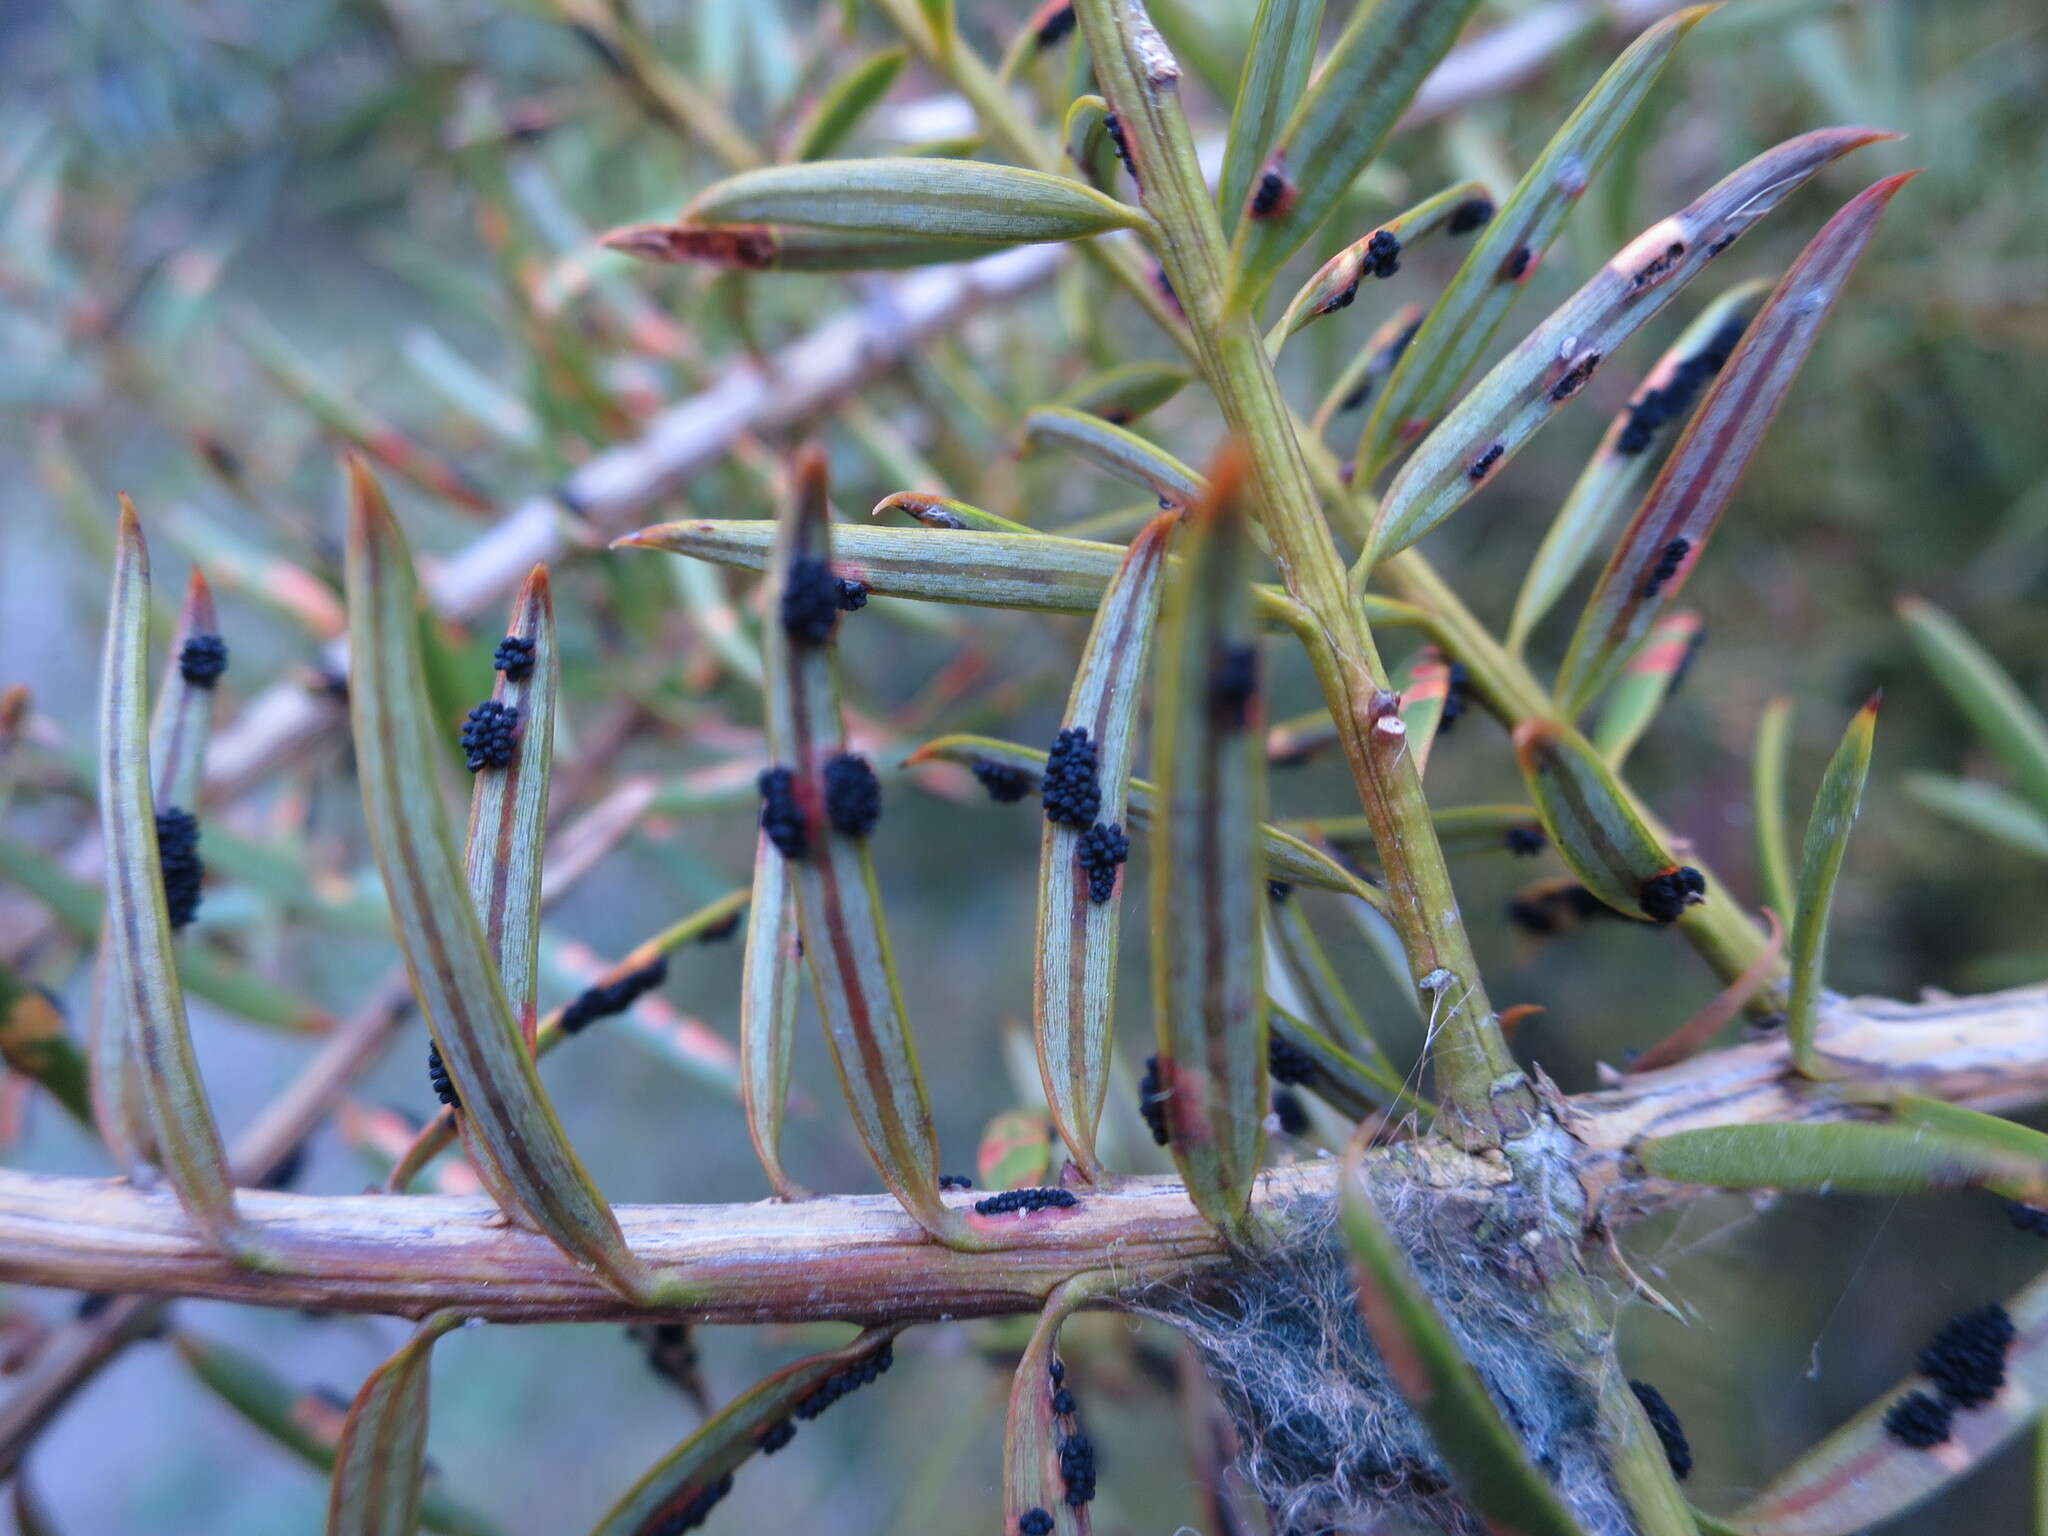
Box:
(1497, 1003, 1544, 1039)
(181, 568, 219, 631)
(344, 455, 392, 535)
(1860, 689, 1884, 717)
(116, 492, 141, 537)
(902, 742, 938, 766)
(517, 564, 552, 608)
(1670, 4, 1718, 31)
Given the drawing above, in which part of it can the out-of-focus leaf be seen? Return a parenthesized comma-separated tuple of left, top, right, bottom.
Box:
(1023, 407, 1204, 508)
(1313, 303, 1423, 438)
(760, 449, 969, 1247)
(1628, 907, 1788, 1073)
(173, 1332, 499, 1536)
(162, 510, 349, 642)
(1217, 0, 1326, 239)
(1753, 697, 1797, 921)
(1054, 362, 1193, 425)
(97, 503, 242, 1254)
(1734, 1268, 2048, 1536)
(1638, 1121, 2048, 1200)
(1591, 610, 1703, 766)
(1150, 454, 1266, 1243)
(1266, 999, 1416, 1121)
(1266, 180, 1490, 355)
(1340, 1145, 1595, 1536)
(1356, 10, 1709, 486)
(601, 221, 1013, 272)
(1370, 124, 1885, 560)
(1003, 1277, 1114, 1536)
(591, 1327, 905, 1536)
(345, 461, 656, 1301)
(1556, 173, 1915, 711)
(1226, 0, 1483, 304)
(979, 1107, 1054, 1191)
(1899, 597, 2048, 814)
(872, 492, 1032, 535)
(0, 963, 91, 1126)
(793, 48, 907, 161)
(1786, 696, 1878, 1077)
(684, 159, 1145, 243)
(908, 734, 1386, 909)
(1035, 513, 1174, 1177)
(1507, 282, 1768, 654)
(1063, 94, 1119, 196)
(1905, 773, 2048, 859)
(740, 835, 805, 1200)
(1512, 718, 1695, 924)
(327, 1312, 466, 1536)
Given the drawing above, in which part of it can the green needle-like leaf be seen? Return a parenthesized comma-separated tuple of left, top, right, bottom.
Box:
(740, 832, 806, 1200)
(1753, 697, 1798, 921)
(1217, 0, 1326, 239)
(1786, 695, 1878, 1077)
(1637, 1121, 2048, 1201)
(684, 158, 1146, 243)
(1899, 597, 2048, 815)
(1340, 1145, 1595, 1536)
(1151, 456, 1267, 1243)
(1226, 0, 1483, 304)
(602, 222, 1015, 272)
(1356, 9, 1708, 487)
(1590, 610, 1703, 766)
(1035, 513, 1174, 1178)
(1023, 406, 1206, 508)
(792, 47, 907, 161)
(760, 448, 968, 1247)
(345, 460, 656, 1302)
(1004, 1277, 1115, 1536)
(97, 502, 242, 1254)
(591, 1326, 905, 1536)
(326, 1313, 466, 1536)
(1312, 302, 1423, 438)
(1053, 362, 1194, 425)
(1369, 123, 1886, 561)
(1556, 172, 1916, 711)
(1512, 717, 1697, 924)
(1904, 772, 2048, 860)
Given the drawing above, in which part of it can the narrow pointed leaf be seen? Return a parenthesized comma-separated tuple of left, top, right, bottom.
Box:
(326, 1312, 465, 1536)
(793, 48, 907, 161)
(1753, 697, 1798, 920)
(0, 964, 91, 1126)
(684, 159, 1145, 243)
(1340, 1145, 1595, 1536)
(760, 449, 967, 1246)
(1054, 362, 1193, 425)
(1004, 1277, 1114, 1536)
(1735, 1268, 2048, 1536)
(98, 504, 241, 1252)
(1637, 1121, 2048, 1201)
(1023, 407, 1205, 508)
(1372, 124, 1886, 559)
(1266, 180, 1490, 355)
(1217, 0, 1326, 238)
(345, 461, 654, 1301)
(1786, 696, 1877, 1076)
(1899, 597, 2048, 814)
(909, 734, 1386, 908)
(872, 492, 1033, 534)
(1357, 10, 1708, 484)
(1557, 173, 1916, 710)
(1591, 610, 1704, 765)
(1313, 303, 1423, 437)
(740, 835, 805, 1199)
(1034, 514, 1174, 1177)
(602, 222, 1013, 272)
(1508, 282, 1769, 652)
(1513, 717, 1697, 923)
(1226, 0, 1483, 303)
(591, 1326, 905, 1536)
(1151, 455, 1266, 1243)
(1904, 772, 2048, 859)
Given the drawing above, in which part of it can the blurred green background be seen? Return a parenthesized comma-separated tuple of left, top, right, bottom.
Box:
(1, 0, 2045, 1530)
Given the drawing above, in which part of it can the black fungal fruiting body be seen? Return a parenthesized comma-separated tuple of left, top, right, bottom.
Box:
(1269, 1034, 1319, 1087)
(1249, 171, 1290, 219)
(1503, 245, 1533, 280)
(1639, 537, 1692, 600)
(177, 633, 229, 688)
(838, 577, 869, 611)
(973, 1187, 1078, 1216)
(1628, 1380, 1691, 1480)
(1138, 1056, 1171, 1146)
(2007, 1200, 2048, 1236)
(650, 1471, 732, 1534)
(1884, 1389, 1954, 1448)
(1033, 1, 1076, 48)
(780, 553, 862, 645)
(1917, 1304, 2015, 1409)
(823, 753, 882, 837)
(1637, 866, 1706, 924)
(758, 1418, 796, 1454)
(1076, 822, 1129, 904)
(1436, 661, 1472, 734)
(1042, 727, 1102, 829)
(1507, 883, 1610, 935)
(1208, 642, 1260, 729)
(1364, 229, 1401, 279)
(938, 1174, 974, 1190)
(559, 957, 669, 1036)
(1102, 114, 1136, 181)
(1446, 196, 1495, 235)
(154, 806, 204, 930)
(1467, 443, 1504, 482)
(793, 1340, 894, 1421)
(757, 765, 808, 859)
(1273, 1089, 1311, 1137)
(459, 700, 520, 772)
(1548, 352, 1601, 402)
(1058, 1431, 1097, 1506)
(1504, 825, 1546, 857)
(1267, 880, 1294, 902)
(426, 1042, 459, 1109)
(1616, 318, 1746, 455)
(1018, 1511, 1054, 1536)
(973, 759, 1037, 803)
(492, 634, 535, 680)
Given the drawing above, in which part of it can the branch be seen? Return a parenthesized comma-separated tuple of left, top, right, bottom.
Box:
(3, 984, 2042, 1326)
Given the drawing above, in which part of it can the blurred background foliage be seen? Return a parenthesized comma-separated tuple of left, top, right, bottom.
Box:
(0, 0, 2044, 1530)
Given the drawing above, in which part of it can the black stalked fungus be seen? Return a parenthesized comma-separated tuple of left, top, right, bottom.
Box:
(1076, 821, 1129, 904)
(1042, 727, 1101, 829)
(427, 1041, 459, 1109)
(1207, 642, 1260, 730)
(459, 700, 520, 772)
(2007, 1200, 2048, 1237)
(178, 633, 229, 688)
(973, 1187, 1079, 1216)
(1034, 2, 1076, 49)
(559, 957, 669, 1036)
(1639, 536, 1691, 599)
(649, 1470, 732, 1534)
(1629, 1380, 1692, 1480)
(780, 553, 847, 645)
(1504, 825, 1546, 857)
(1250, 170, 1290, 219)
(1364, 229, 1402, 279)
(759, 1418, 796, 1454)
(1437, 660, 1472, 734)
(824, 753, 882, 837)
(1273, 1089, 1311, 1137)
(492, 634, 536, 681)
(1019, 1511, 1055, 1536)
(1103, 114, 1136, 180)
(1637, 865, 1706, 925)
(1138, 1056, 1170, 1146)
(938, 1174, 975, 1191)
(793, 1340, 895, 1422)
(758, 765, 808, 860)
(1059, 1430, 1097, 1506)
(973, 759, 1037, 804)
(1467, 443, 1504, 482)
(1503, 245, 1533, 280)
(1447, 196, 1495, 235)
(1267, 879, 1294, 902)
(1918, 1304, 2015, 1409)
(1884, 1389, 1954, 1449)
(1268, 1033, 1319, 1087)
(154, 806, 204, 930)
